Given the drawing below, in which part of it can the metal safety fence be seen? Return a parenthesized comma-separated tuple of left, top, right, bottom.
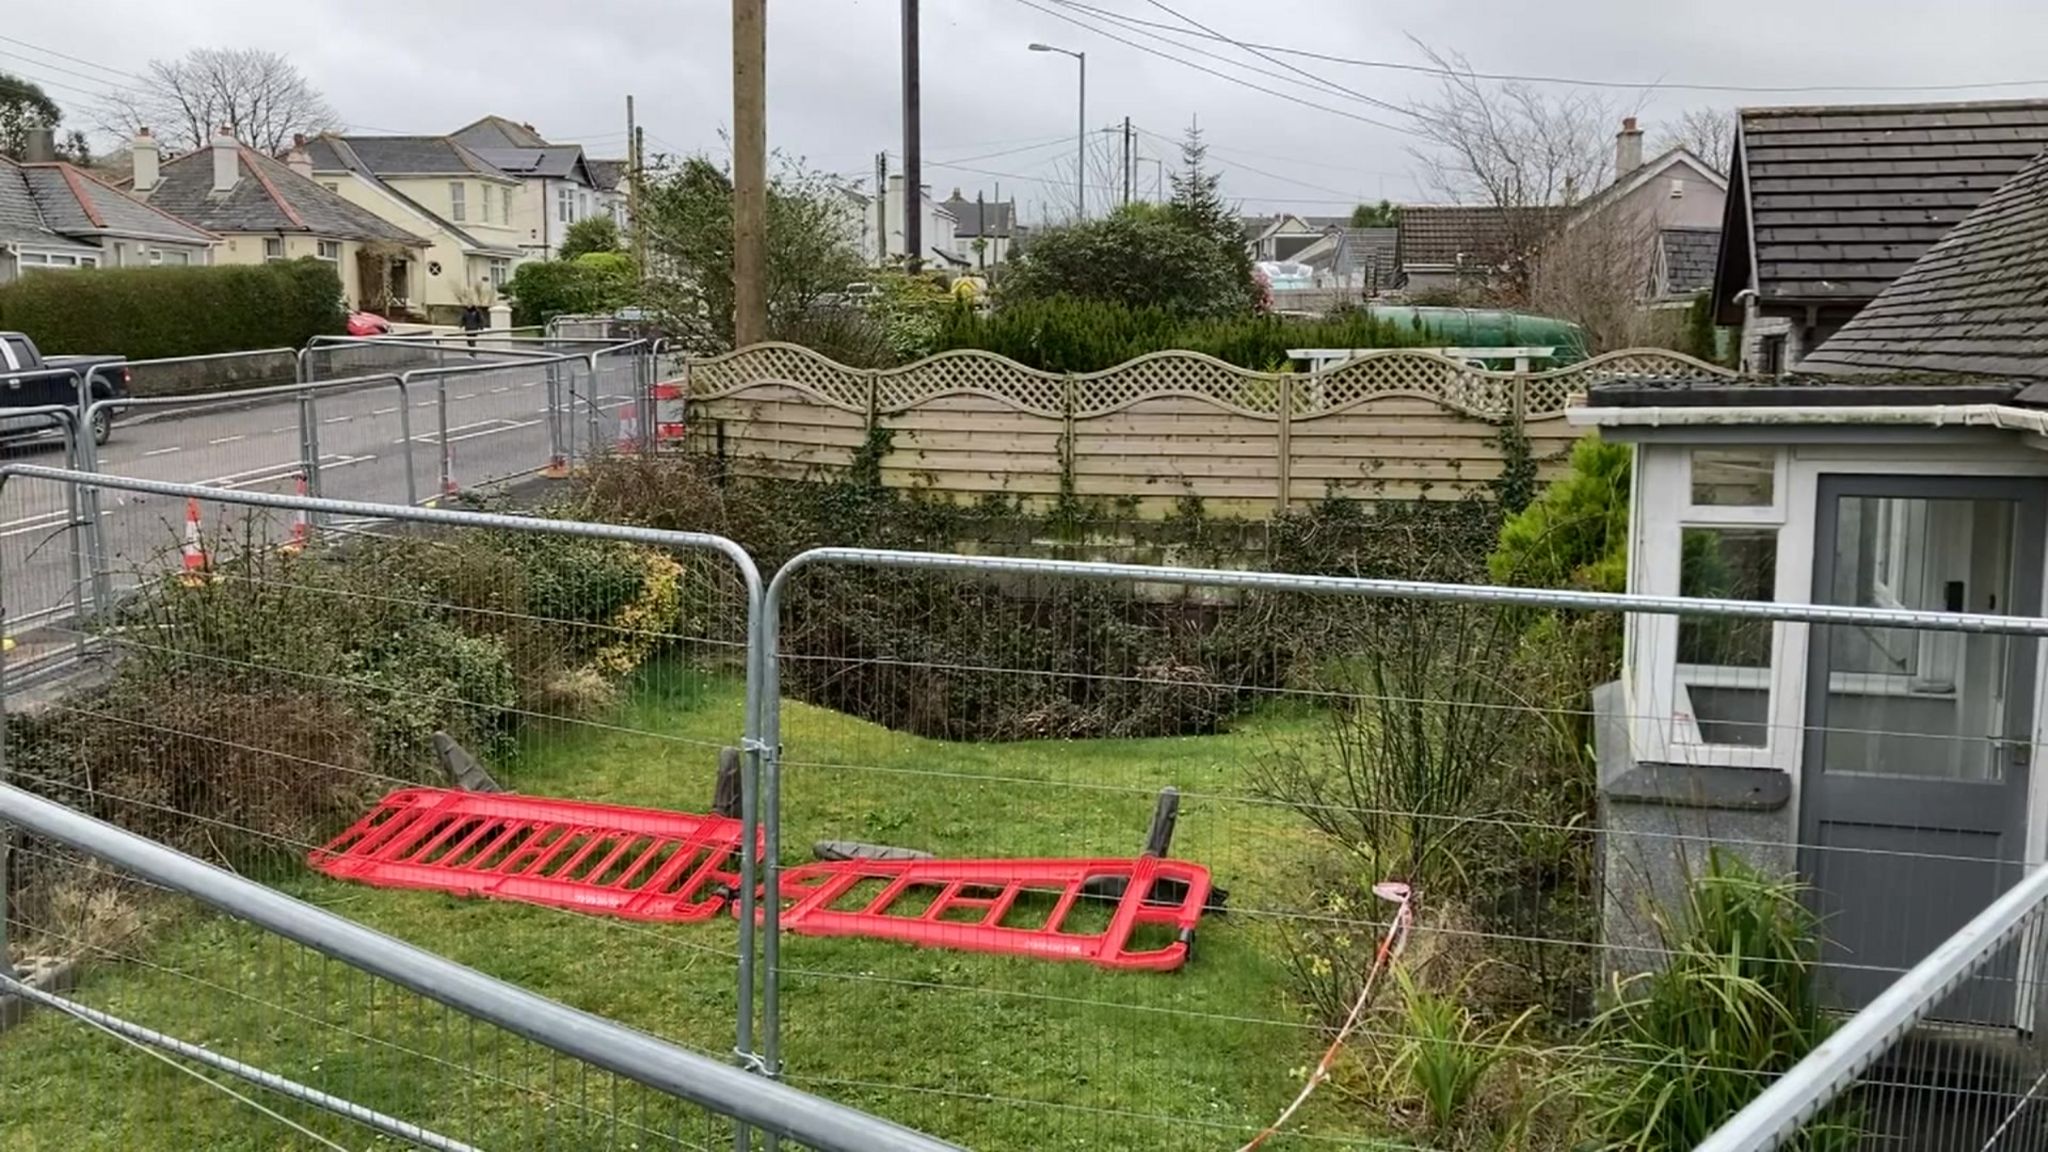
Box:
(13, 464, 2048, 1148)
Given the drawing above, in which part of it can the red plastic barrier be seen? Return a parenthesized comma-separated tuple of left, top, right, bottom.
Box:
(764, 855, 1213, 971)
(308, 788, 751, 922)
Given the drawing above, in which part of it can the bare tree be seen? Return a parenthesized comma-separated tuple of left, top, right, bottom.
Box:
(99, 48, 338, 154)
(1529, 210, 1681, 353)
(1404, 40, 1628, 299)
(1656, 107, 1736, 175)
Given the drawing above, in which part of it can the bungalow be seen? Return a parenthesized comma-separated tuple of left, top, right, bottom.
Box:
(1709, 98, 2048, 375)
(1576, 143, 2048, 1029)
(128, 128, 430, 313)
(301, 133, 526, 324)
(0, 147, 213, 282)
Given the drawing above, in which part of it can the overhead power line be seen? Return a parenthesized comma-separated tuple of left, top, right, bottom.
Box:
(1050, 0, 2048, 94)
(1135, 0, 1413, 119)
(1007, 0, 1419, 136)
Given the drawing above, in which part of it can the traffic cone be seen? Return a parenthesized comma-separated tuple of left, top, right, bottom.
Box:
(180, 497, 208, 583)
(436, 441, 459, 504)
(617, 403, 641, 455)
(283, 473, 311, 553)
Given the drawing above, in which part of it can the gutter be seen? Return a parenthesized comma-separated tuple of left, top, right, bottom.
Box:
(1569, 403, 2048, 437)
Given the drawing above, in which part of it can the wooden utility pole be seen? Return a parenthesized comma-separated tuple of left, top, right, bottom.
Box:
(900, 0, 922, 273)
(732, 0, 768, 346)
(1121, 116, 1132, 207)
(626, 95, 647, 277)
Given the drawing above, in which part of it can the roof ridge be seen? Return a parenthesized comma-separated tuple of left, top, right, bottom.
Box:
(1741, 97, 2048, 118)
(238, 145, 308, 230)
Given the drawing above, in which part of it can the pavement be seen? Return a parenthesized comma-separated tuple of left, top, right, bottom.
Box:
(0, 352, 645, 639)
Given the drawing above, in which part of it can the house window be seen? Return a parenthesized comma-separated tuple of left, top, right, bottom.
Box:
(263, 238, 285, 261)
(1675, 526, 1779, 748)
(480, 187, 493, 224)
(317, 240, 342, 261)
(502, 186, 515, 221)
(557, 185, 574, 223)
(159, 250, 190, 266)
(449, 182, 467, 222)
(487, 258, 509, 288)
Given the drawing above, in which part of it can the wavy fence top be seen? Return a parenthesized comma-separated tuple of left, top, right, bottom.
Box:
(684, 342, 1734, 422)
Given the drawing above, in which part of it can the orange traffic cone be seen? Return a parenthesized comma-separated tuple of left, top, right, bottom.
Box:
(284, 474, 310, 552)
(180, 498, 209, 583)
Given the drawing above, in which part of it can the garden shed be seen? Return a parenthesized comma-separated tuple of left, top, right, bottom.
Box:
(1574, 143, 2048, 1026)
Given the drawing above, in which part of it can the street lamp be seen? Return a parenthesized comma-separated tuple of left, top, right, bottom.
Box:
(1028, 42, 1086, 220)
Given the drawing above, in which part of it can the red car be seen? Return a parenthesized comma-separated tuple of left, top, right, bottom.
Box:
(346, 311, 393, 336)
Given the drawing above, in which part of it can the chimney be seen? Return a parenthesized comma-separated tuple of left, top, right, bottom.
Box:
(1615, 116, 1644, 177)
(22, 126, 55, 164)
(132, 128, 160, 193)
(211, 126, 239, 194)
(287, 133, 313, 180)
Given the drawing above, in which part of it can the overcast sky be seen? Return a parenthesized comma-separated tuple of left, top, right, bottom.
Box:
(9, 0, 2048, 222)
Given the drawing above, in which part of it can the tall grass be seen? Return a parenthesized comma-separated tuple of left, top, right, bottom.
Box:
(1581, 851, 1857, 1151)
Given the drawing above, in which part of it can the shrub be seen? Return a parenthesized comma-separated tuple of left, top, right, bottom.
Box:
(0, 259, 345, 360)
(932, 296, 1429, 372)
(1581, 852, 1855, 1151)
(1001, 207, 1252, 318)
(506, 254, 637, 327)
(1488, 434, 1630, 592)
(559, 214, 623, 260)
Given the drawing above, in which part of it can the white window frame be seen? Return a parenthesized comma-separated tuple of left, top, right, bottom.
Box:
(487, 257, 509, 289)
(1630, 443, 1796, 771)
(316, 240, 342, 262)
(449, 182, 467, 223)
(557, 184, 574, 224)
(263, 237, 285, 262)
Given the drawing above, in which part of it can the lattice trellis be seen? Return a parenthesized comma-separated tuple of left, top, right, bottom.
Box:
(689, 344, 1733, 422)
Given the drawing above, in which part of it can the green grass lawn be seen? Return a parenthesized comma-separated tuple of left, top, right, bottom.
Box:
(1, 664, 1379, 1151)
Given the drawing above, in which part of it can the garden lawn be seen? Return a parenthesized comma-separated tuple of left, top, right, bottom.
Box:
(1, 665, 1370, 1151)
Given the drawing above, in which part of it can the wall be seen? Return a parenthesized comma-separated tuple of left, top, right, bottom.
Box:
(685, 344, 1730, 517)
(320, 173, 522, 319)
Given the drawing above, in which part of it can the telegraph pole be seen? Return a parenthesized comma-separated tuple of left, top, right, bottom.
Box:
(901, 0, 923, 272)
(732, 0, 768, 346)
(874, 152, 888, 264)
(626, 96, 646, 278)
(1122, 116, 1132, 207)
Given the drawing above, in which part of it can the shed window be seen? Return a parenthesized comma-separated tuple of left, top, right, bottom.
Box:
(1675, 527, 1779, 748)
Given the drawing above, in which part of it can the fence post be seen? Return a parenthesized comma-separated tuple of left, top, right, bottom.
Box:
(0, 502, 9, 982)
(76, 370, 110, 615)
(298, 386, 324, 526)
(1275, 374, 1294, 517)
(1059, 374, 1077, 516)
(396, 377, 420, 507)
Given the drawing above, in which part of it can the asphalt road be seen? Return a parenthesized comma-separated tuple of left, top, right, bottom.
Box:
(0, 353, 644, 633)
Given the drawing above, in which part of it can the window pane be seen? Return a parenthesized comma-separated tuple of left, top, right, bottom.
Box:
(1691, 448, 1774, 506)
(1678, 527, 1778, 747)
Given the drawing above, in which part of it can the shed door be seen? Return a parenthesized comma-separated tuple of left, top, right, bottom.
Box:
(1800, 475, 2045, 1025)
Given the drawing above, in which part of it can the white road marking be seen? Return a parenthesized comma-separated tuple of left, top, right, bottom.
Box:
(415, 400, 436, 409)
(207, 435, 245, 446)
(321, 415, 353, 425)
(454, 392, 478, 400)
(143, 446, 182, 457)
(520, 380, 538, 388)
(372, 407, 397, 416)
(396, 418, 540, 446)
(488, 386, 509, 394)
(272, 426, 296, 434)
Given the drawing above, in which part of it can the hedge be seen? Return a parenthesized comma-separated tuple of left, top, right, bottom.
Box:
(931, 296, 1432, 372)
(0, 258, 346, 362)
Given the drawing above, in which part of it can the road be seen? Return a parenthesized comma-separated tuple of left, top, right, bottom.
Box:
(0, 352, 644, 634)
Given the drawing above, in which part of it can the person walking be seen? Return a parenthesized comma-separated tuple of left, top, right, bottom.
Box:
(460, 303, 485, 354)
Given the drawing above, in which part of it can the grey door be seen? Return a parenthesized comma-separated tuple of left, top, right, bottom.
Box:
(1800, 475, 2045, 1025)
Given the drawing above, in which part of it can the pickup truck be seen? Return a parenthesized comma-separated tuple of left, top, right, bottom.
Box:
(0, 331, 128, 446)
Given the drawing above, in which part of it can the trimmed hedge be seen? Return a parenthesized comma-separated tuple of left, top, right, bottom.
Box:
(0, 258, 346, 361)
(931, 295, 1431, 372)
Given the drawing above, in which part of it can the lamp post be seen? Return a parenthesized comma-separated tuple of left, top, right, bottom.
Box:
(1028, 42, 1085, 220)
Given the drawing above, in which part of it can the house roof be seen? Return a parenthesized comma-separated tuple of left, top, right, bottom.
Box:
(9, 158, 214, 247)
(0, 160, 97, 255)
(585, 158, 626, 190)
(1395, 204, 1566, 270)
(1657, 226, 1721, 298)
(450, 116, 550, 150)
(1804, 148, 2048, 381)
(1712, 98, 2048, 320)
(303, 135, 507, 179)
(138, 144, 427, 247)
(1567, 147, 1727, 227)
(308, 138, 515, 255)
(938, 192, 1016, 238)
(468, 146, 595, 185)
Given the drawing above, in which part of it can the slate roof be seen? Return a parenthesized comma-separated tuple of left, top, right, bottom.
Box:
(305, 138, 515, 254)
(139, 145, 427, 246)
(1712, 99, 2048, 321)
(450, 116, 550, 150)
(1657, 226, 1721, 298)
(469, 146, 593, 184)
(0, 160, 97, 254)
(1, 156, 210, 249)
(303, 135, 504, 178)
(1395, 204, 1565, 270)
(1804, 148, 2048, 380)
(585, 159, 626, 190)
(1354, 226, 1398, 281)
(939, 193, 1017, 238)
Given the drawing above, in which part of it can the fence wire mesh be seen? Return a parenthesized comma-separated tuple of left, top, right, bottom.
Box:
(2, 480, 771, 1148)
(758, 551, 2048, 1152)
